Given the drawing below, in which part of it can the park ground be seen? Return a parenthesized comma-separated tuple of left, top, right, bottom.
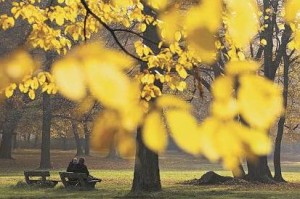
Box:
(1, 150, 300, 198)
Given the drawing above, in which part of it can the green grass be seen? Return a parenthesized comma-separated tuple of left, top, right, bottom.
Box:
(1, 150, 300, 198)
(1, 170, 300, 198)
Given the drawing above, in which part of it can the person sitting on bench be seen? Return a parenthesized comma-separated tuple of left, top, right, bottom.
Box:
(67, 158, 78, 172)
(74, 158, 89, 176)
(74, 158, 100, 182)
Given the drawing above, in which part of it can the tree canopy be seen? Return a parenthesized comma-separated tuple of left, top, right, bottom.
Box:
(1, 0, 299, 174)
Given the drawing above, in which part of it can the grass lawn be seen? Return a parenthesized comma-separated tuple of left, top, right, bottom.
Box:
(1, 150, 300, 198)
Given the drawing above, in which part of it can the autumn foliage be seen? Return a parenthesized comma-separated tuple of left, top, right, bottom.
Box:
(1, 0, 299, 172)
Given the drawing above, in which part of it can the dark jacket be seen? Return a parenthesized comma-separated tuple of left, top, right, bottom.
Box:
(67, 161, 77, 172)
(74, 163, 89, 176)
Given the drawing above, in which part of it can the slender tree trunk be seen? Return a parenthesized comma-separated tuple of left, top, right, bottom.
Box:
(34, 134, 39, 148)
(274, 118, 286, 182)
(71, 121, 84, 156)
(0, 101, 22, 159)
(40, 92, 52, 169)
(12, 134, 18, 149)
(132, 127, 161, 192)
(0, 133, 13, 159)
(246, 0, 283, 181)
(106, 143, 119, 159)
(26, 133, 31, 144)
(84, 134, 90, 156)
(39, 52, 55, 169)
(83, 122, 90, 156)
(274, 28, 291, 181)
(62, 137, 68, 151)
(232, 162, 245, 178)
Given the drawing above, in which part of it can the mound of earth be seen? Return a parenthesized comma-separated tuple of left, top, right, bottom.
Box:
(181, 171, 250, 185)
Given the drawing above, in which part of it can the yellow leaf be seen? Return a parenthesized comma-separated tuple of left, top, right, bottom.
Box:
(238, 75, 283, 129)
(176, 64, 188, 79)
(91, 112, 118, 153)
(143, 111, 168, 153)
(212, 76, 234, 101)
(166, 110, 201, 155)
(138, 23, 147, 32)
(147, 0, 168, 10)
(38, 73, 46, 85)
(3, 50, 34, 81)
(260, 39, 267, 46)
(175, 31, 181, 42)
(285, 0, 300, 23)
(116, 134, 136, 158)
(159, 9, 182, 43)
(198, 118, 220, 161)
(5, 87, 14, 98)
(156, 95, 191, 110)
(225, 61, 260, 76)
(76, 96, 95, 116)
(225, 0, 259, 48)
(28, 89, 35, 100)
(85, 63, 132, 110)
(30, 77, 39, 89)
(236, 128, 272, 155)
(211, 99, 238, 120)
(52, 58, 86, 101)
(176, 81, 186, 91)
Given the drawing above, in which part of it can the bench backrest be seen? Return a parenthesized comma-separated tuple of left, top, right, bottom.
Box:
(24, 171, 50, 183)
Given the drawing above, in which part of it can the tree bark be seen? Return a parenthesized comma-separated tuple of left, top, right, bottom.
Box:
(0, 133, 13, 159)
(71, 121, 84, 156)
(131, 4, 162, 193)
(106, 143, 119, 159)
(274, 26, 291, 181)
(0, 100, 22, 159)
(246, 156, 273, 183)
(131, 127, 161, 192)
(39, 92, 52, 169)
(245, 0, 283, 181)
(34, 134, 39, 148)
(232, 162, 245, 179)
(83, 122, 90, 156)
(62, 137, 68, 151)
(12, 134, 18, 149)
(39, 52, 55, 169)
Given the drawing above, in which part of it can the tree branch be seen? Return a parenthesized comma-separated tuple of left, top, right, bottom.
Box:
(81, 0, 147, 62)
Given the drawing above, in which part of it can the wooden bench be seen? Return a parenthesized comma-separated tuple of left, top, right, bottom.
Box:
(59, 172, 101, 189)
(24, 171, 59, 188)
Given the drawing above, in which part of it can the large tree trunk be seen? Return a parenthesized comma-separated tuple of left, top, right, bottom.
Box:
(39, 92, 52, 169)
(71, 121, 84, 156)
(131, 127, 161, 192)
(274, 27, 291, 181)
(246, 156, 273, 183)
(131, 4, 162, 193)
